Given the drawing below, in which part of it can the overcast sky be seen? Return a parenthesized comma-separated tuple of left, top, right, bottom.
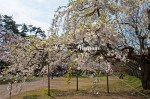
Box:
(0, 0, 68, 35)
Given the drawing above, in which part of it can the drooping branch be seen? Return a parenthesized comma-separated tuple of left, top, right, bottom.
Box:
(148, 9, 150, 30)
(121, 46, 141, 63)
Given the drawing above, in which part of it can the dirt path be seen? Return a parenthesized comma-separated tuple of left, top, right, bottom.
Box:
(0, 78, 46, 99)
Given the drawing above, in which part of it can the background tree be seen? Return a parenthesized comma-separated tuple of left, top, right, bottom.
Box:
(2, 15, 19, 34)
(0, 14, 46, 38)
(28, 25, 46, 39)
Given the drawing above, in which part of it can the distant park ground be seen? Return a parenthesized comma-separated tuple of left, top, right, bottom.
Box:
(2, 75, 149, 99)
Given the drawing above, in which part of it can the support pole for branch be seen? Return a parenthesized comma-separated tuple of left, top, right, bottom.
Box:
(47, 64, 50, 96)
(76, 70, 79, 91)
(7, 82, 12, 99)
(106, 72, 109, 93)
(9, 83, 12, 99)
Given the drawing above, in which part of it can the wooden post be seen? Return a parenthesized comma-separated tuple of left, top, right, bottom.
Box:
(106, 71, 109, 93)
(106, 64, 109, 94)
(7, 82, 12, 99)
(76, 70, 79, 91)
(9, 83, 12, 99)
(47, 64, 50, 96)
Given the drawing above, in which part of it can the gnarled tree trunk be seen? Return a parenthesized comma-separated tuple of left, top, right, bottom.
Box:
(122, 46, 150, 90)
(141, 63, 150, 90)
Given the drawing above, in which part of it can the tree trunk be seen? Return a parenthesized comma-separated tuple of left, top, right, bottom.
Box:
(125, 46, 150, 90)
(141, 63, 150, 90)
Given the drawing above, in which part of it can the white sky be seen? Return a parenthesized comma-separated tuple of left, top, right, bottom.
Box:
(0, 0, 68, 36)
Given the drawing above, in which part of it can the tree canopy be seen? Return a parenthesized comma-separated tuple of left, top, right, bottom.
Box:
(0, 0, 150, 89)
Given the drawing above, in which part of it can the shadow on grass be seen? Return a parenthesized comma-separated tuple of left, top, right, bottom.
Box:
(23, 95, 40, 99)
(23, 95, 55, 99)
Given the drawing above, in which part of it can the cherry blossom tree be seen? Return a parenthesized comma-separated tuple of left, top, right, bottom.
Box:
(1, 0, 150, 91)
(50, 0, 150, 89)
